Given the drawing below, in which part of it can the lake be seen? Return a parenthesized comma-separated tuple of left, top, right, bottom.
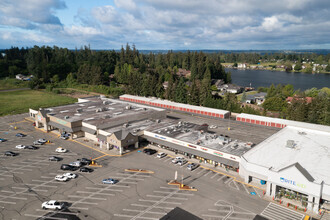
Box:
(226, 69, 330, 90)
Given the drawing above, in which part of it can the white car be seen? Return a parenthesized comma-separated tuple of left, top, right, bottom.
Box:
(177, 159, 188, 166)
(55, 147, 67, 153)
(172, 157, 184, 164)
(63, 172, 77, 179)
(69, 161, 82, 167)
(41, 200, 65, 210)
(38, 138, 47, 143)
(15, 145, 26, 149)
(157, 152, 167, 158)
(55, 175, 69, 182)
(209, 125, 218, 129)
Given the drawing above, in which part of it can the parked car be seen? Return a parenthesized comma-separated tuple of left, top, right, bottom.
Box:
(172, 157, 184, 164)
(15, 145, 26, 149)
(157, 152, 167, 158)
(60, 134, 69, 140)
(0, 138, 6, 142)
(69, 161, 82, 167)
(102, 178, 118, 184)
(38, 138, 47, 143)
(79, 167, 93, 173)
(177, 159, 188, 166)
(41, 200, 65, 210)
(49, 156, 61, 162)
(55, 147, 67, 153)
(25, 145, 38, 150)
(60, 164, 76, 171)
(78, 158, 92, 165)
(55, 175, 68, 182)
(15, 133, 25, 137)
(187, 163, 199, 171)
(143, 148, 157, 155)
(4, 151, 17, 156)
(63, 172, 77, 179)
(33, 141, 44, 145)
(209, 125, 218, 129)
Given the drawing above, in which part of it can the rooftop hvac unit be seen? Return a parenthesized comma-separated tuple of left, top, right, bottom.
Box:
(123, 123, 129, 128)
(96, 108, 103, 112)
(103, 101, 110, 105)
(125, 105, 131, 110)
(103, 115, 111, 119)
(76, 108, 83, 113)
(286, 140, 296, 149)
(156, 119, 161, 123)
(64, 116, 69, 119)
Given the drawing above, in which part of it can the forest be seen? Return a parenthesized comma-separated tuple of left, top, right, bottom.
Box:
(0, 45, 329, 125)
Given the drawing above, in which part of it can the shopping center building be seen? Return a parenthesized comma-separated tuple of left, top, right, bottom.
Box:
(29, 95, 330, 213)
(240, 126, 330, 213)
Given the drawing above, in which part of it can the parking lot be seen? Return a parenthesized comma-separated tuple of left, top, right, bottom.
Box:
(0, 113, 306, 220)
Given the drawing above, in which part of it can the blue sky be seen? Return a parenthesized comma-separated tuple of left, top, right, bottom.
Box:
(1, 0, 330, 50)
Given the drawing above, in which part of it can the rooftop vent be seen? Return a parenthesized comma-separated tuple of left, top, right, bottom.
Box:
(156, 119, 161, 123)
(125, 105, 132, 110)
(76, 108, 83, 113)
(64, 116, 70, 119)
(103, 101, 110, 105)
(123, 123, 129, 128)
(103, 115, 111, 119)
(286, 140, 296, 149)
(96, 108, 103, 112)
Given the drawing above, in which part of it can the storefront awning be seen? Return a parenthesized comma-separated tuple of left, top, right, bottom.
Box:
(81, 126, 97, 135)
(48, 121, 75, 133)
(143, 136, 239, 168)
(97, 134, 107, 142)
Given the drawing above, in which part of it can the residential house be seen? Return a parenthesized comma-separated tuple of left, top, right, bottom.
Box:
(245, 92, 267, 105)
(176, 68, 191, 77)
(286, 96, 313, 104)
(16, 74, 25, 80)
(219, 84, 244, 94)
(237, 63, 247, 69)
(162, 81, 169, 89)
(211, 79, 224, 90)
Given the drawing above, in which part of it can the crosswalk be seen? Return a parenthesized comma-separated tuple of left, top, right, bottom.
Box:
(260, 202, 305, 220)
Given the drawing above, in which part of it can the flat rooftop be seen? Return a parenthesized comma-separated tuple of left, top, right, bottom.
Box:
(45, 97, 164, 127)
(145, 119, 253, 157)
(243, 126, 330, 184)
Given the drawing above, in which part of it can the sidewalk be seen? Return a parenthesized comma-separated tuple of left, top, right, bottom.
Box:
(146, 144, 267, 192)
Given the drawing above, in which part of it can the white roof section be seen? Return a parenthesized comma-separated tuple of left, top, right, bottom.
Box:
(243, 126, 330, 184)
(237, 113, 330, 133)
(120, 94, 230, 115)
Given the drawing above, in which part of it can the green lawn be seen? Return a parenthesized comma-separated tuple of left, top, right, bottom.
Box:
(0, 78, 30, 91)
(0, 90, 77, 116)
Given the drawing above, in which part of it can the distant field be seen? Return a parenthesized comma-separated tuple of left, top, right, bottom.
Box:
(0, 78, 30, 91)
(0, 90, 77, 116)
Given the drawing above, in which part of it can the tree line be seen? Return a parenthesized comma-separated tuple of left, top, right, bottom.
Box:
(0, 45, 329, 125)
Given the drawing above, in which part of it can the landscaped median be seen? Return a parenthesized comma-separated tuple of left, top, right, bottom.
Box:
(168, 180, 197, 191)
(124, 169, 154, 174)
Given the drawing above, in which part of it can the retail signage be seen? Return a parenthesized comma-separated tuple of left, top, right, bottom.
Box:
(37, 115, 43, 121)
(154, 135, 166, 140)
(187, 144, 197, 149)
(280, 177, 306, 188)
(201, 147, 208, 151)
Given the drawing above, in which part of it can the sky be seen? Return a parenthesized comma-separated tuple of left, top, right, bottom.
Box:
(0, 0, 330, 50)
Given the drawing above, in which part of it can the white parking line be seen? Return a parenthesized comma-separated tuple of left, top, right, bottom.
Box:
(68, 195, 107, 200)
(211, 173, 219, 179)
(0, 195, 27, 200)
(204, 171, 212, 177)
(66, 200, 98, 205)
(70, 207, 89, 210)
(123, 209, 167, 215)
(25, 184, 57, 188)
(139, 199, 181, 205)
(85, 187, 123, 192)
(0, 200, 16, 204)
(217, 175, 226, 181)
(164, 157, 172, 162)
(40, 176, 54, 179)
(24, 214, 67, 220)
(224, 177, 233, 184)
(120, 181, 138, 184)
(159, 187, 177, 190)
(76, 191, 115, 196)
(242, 183, 250, 194)
(197, 168, 205, 174)
(131, 204, 173, 210)
(114, 214, 158, 220)
(35, 209, 79, 216)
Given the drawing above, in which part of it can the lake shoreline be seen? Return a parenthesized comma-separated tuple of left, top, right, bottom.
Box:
(225, 67, 330, 75)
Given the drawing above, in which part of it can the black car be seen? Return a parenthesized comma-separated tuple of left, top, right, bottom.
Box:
(60, 164, 76, 171)
(143, 148, 157, 155)
(79, 167, 93, 173)
(4, 151, 17, 156)
(49, 156, 62, 162)
(78, 158, 92, 165)
(15, 133, 25, 137)
(26, 145, 38, 150)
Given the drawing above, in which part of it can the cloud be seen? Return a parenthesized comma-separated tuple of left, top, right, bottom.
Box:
(1, 0, 330, 49)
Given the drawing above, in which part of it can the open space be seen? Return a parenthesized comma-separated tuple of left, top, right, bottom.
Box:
(0, 90, 77, 116)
